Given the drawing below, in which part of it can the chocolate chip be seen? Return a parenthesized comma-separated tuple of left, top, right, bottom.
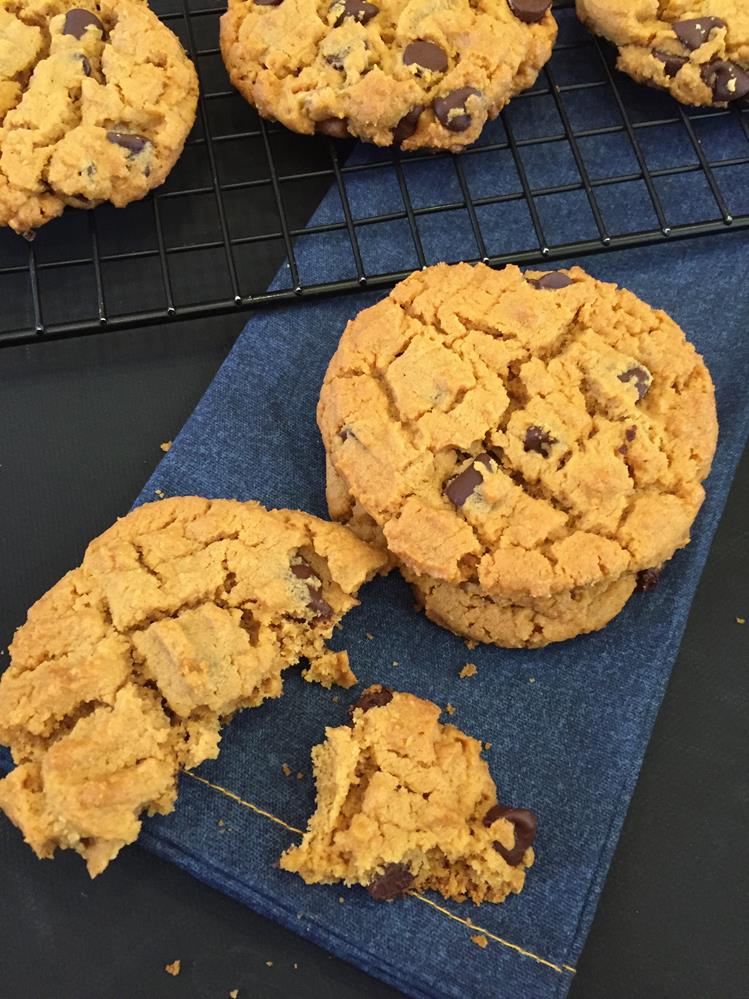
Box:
(444, 453, 494, 506)
(702, 60, 749, 102)
(625, 426, 637, 442)
(392, 105, 424, 144)
(653, 49, 689, 77)
(636, 566, 662, 592)
(255, 0, 284, 5)
(618, 365, 651, 400)
(339, 427, 356, 441)
(367, 863, 414, 901)
(350, 685, 394, 717)
(523, 426, 557, 457)
(485, 804, 537, 866)
(617, 444, 628, 456)
(76, 53, 92, 76)
(107, 131, 148, 154)
(528, 271, 573, 290)
(403, 40, 448, 74)
(325, 52, 346, 70)
(291, 561, 334, 621)
(672, 16, 725, 50)
(433, 87, 481, 133)
(332, 0, 378, 26)
(63, 8, 103, 39)
(316, 117, 350, 139)
(507, 0, 551, 24)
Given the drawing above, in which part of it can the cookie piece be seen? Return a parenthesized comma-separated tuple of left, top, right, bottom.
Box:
(0, 1, 198, 234)
(576, 1, 749, 106)
(220, 0, 556, 151)
(0, 497, 387, 875)
(280, 686, 536, 902)
(318, 262, 718, 646)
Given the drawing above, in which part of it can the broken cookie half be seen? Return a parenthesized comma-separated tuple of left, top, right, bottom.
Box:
(280, 686, 537, 904)
(0, 497, 387, 876)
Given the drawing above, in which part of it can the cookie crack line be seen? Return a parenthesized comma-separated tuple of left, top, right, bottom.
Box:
(183, 770, 576, 977)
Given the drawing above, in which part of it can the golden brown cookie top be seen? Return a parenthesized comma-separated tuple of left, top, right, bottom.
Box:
(318, 263, 718, 599)
(281, 685, 536, 903)
(0, 0, 198, 233)
(220, 0, 556, 150)
(0, 497, 387, 875)
(577, 0, 749, 106)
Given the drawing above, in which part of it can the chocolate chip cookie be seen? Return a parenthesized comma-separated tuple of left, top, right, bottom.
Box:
(318, 263, 718, 647)
(0, 497, 387, 875)
(220, 0, 557, 150)
(577, 1, 749, 106)
(0, 1, 199, 234)
(280, 686, 536, 902)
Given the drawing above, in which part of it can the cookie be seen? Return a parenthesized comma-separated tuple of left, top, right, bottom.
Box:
(220, 0, 557, 151)
(0, 1, 199, 234)
(0, 497, 387, 875)
(576, 1, 749, 106)
(318, 262, 718, 647)
(280, 686, 536, 902)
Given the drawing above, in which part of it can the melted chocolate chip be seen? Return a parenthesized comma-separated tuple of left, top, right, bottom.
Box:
(618, 365, 651, 400)
(507, 0, 551, 23)
(367, 862, 414, 901)
(350, 686, 394, 716)
(702, 60, 749, 102)
(76, 53, 92, 76)
(291, 561, 334, 621)
(653, 49, 689, 77)
(63, 8, 103, 39)
(339, 427, 356, 441)
(316, 117, 350, 139)
(403, 40, 448, 74)
(392, 105, 424, 144)
(617, 444, 628, 456)
(528, 271, 573, 290)
(672, 16, 725, 50)
(485, 804, 537, 866)
(255, 0, 284, 5)
(523, 425, 557, 457)
(333, 0, 378, 26)
(636, 566, 662, 592)
(433, 87, 481, 133)
(625, 426, 637, 442)
(444, 453, 494, 506)
(107, 131, 148, 155)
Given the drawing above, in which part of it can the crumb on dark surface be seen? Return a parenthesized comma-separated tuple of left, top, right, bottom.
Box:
(164, 959, 181, 977)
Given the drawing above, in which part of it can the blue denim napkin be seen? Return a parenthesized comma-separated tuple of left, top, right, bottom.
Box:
(3, 12, 749, 995)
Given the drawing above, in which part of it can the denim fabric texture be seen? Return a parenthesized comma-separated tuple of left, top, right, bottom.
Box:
(2, 66, 748, 999)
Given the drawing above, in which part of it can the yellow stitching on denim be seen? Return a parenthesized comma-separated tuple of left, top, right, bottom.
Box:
(186, 771, 576, 976)
(185, 771, 303, 834)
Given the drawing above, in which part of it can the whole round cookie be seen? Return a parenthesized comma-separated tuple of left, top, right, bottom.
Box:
(0, 497, 386, 874)
(577, 1, 749, 106)
(0, 1, 199, 234)
(318, 262, 718, 647)
(220, 0, 557, 150)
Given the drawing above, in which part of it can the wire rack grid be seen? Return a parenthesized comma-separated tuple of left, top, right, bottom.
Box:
(0, 0, 747, 346)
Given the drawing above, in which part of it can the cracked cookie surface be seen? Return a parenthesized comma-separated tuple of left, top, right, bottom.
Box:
(576, 1, 749, 106)
(281, 685, 536, 902)
(0, 0, 198, 233)
(220, 0, 556, 151)
(0, 497, 387, 875)
(318, 262, 718, 646)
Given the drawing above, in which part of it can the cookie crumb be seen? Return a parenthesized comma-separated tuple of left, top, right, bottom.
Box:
(391, 660, 399, 667)
(737, 617, 746, 625)
(154, 488, 166, 499)
(464, 639, 478, 650)
(338, 896, 345, 904)
(266, 961, 273, 968)
(217, 818, 225, 828)
(529, 677, 536, 684)
(470, 934, 489, 949)
(296, 771, 304, 780)
(365, 632, 374, 641)
(164, 960, 181, 977)
(332, 694, 339, 703)
(445, 703, 456, 716)
(293, 963, 299, 970)
(281, 763, 292, 777)
(459, 662, 477, 679)
(229, 991, 239, 998)
(484, 741, 492, 751)
(160, 441, 172, 452)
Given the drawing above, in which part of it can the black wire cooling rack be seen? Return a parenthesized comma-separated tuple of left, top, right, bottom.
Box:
(1, 0, 747, 346)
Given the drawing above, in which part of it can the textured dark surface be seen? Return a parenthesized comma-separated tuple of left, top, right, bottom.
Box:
(0, 317, 746, 998)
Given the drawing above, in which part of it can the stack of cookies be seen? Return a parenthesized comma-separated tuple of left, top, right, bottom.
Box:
(318, 262, 718, 648)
